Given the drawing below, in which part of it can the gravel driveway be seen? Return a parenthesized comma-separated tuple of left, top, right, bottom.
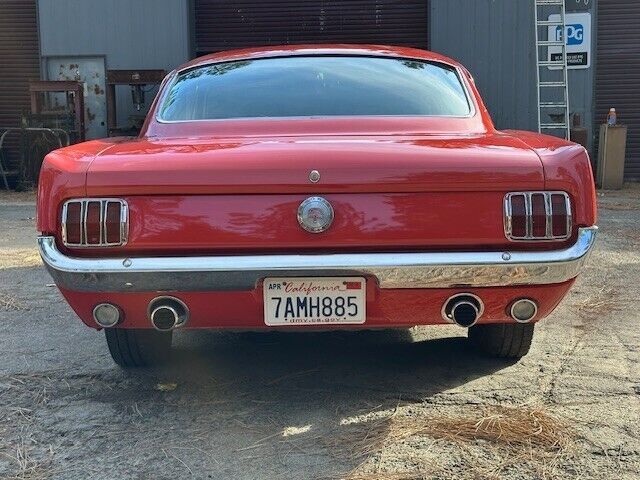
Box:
(0, 188, 638, 480)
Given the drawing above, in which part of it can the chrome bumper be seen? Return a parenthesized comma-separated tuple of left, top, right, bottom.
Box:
(38, 227, 597, 293)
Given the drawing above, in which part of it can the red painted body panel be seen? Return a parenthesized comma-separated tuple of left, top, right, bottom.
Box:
(61, 191, 579, 257)
(36, 45, 597, 332)
(59, 280, 575, 331)
(506, 130, 597, 226)
(82, 134, 543, 195)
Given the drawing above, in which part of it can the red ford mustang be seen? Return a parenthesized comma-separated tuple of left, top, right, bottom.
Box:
(37, 45, 597, 367)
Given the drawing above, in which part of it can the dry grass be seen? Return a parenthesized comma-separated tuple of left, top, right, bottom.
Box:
(575, 286, 622, 319)
(0, 249, 42, 268)
(336, 405, 572, 457)
(330, 405, 576, 480)
(0, 436, 52, 480)
(599, 202, 635, 211)
(0, 190, 36, 203)
(0, 293, 28, 311)
(345, 474, 430, 480)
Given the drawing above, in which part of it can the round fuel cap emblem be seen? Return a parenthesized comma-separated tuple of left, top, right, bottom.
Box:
(297, 196, 334, 233)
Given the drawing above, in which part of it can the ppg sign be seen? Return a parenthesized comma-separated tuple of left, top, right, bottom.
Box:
(548, 12, 591, 69)
(555, 24, 584, 46)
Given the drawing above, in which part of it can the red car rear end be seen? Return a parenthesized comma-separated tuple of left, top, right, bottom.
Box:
(37, 45, 597, 367)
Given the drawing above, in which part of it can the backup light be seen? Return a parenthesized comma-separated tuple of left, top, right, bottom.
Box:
(93, 303, 122, 328)
(509, 299, 538, 323)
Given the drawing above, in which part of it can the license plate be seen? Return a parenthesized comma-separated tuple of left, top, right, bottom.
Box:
(263, 277, 366, 326)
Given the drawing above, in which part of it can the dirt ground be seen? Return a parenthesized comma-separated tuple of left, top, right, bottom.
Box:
(0, 187, 638, 480)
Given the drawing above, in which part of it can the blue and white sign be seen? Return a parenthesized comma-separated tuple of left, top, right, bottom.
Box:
(548, 12, 591, 69)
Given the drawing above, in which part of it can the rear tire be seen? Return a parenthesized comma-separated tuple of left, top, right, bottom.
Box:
(468, 323, 534, 358)
(105, 328, 173, 368)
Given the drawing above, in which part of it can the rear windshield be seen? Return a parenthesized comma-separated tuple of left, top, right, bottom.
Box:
(159, 56, 471, 121)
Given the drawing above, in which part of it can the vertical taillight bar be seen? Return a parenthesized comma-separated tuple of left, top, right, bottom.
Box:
(530, 194, 547, 238)
(62, 202, 83, 244)
(62, 199, 128, 247)
(85, 201, 102, 245)
(504, 192, 571, 241)
(551, 193, 571, 238)
(104, 201, 122, 244)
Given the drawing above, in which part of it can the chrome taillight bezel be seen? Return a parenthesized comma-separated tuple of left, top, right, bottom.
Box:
(62, 198, 129, 247)
(504, 191, 572, 241)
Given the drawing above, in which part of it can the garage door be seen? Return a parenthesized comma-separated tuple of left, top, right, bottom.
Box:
(595, 1, 640, 180)
(194, 0, 429, 56)
(0, 0, 40, 177)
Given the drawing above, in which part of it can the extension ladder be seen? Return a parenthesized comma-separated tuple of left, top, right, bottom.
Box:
(534, 0, 571, 140)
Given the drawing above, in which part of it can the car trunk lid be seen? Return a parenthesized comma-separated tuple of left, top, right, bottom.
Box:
(85, 133, 543, 195)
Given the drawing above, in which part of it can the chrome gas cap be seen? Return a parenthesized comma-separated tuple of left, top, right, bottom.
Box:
(297, 196, 334, 233)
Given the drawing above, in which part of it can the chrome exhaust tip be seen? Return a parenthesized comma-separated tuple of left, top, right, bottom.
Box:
(148, 296, 189, 332)
(509, 298, 538, 323)
(442, 293, 484, 328)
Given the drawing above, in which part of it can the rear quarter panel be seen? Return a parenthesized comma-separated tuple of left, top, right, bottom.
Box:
(504, 130, 597, 227)
(36, 138, 131, 234)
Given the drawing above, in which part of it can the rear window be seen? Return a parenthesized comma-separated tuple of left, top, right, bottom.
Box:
(159, 56, 471, 121)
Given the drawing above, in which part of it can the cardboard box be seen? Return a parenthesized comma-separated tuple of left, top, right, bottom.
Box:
(597, 125, 627, 190)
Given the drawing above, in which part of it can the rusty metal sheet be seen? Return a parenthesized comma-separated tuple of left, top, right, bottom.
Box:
(45, 57, 108, 139)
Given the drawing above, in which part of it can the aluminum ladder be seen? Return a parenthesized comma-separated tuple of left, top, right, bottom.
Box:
(534, 0, 571, 140)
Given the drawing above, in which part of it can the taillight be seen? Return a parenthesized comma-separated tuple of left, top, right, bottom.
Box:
(62, 199, 128, 247)
(504, 192, 571, 241)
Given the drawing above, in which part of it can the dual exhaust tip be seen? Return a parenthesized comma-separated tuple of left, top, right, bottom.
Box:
(442, 294, 538, 328)
(442, 293, 484, 328)
(148, 296, 189, 332)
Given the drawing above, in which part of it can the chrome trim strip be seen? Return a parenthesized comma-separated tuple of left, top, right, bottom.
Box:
(61, 202, 69, 245)
(38, 227, 597, 293)
(503, 194, 513, 239)
(544, 193, 553, 238)
(120, 202, 129, 245)
(101, 200, 107, 244)
(565, 194, 573, 239)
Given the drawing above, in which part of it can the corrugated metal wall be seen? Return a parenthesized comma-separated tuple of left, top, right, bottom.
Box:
(37, 0, 190, 129)
(32, 0, 607, 168)
(0, 0, 40, 174)
(430, 0, 596, 154)
(595, 0, 640, 180)
(430, 0, 537, 132)
(194, 0, 429, 55)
